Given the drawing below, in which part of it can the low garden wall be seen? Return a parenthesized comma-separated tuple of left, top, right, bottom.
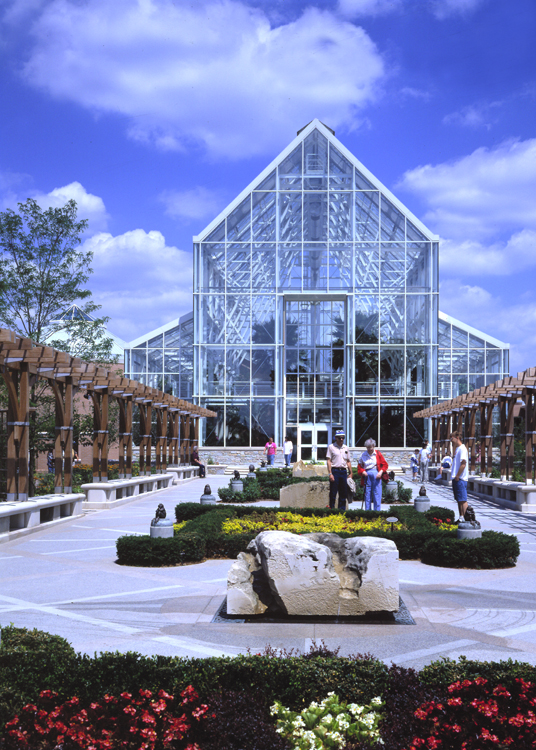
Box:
(0, 493, 84, 543)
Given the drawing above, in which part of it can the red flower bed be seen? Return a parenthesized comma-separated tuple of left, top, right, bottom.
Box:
(404, 677, 536, 749)
(2, 685, 209, 750)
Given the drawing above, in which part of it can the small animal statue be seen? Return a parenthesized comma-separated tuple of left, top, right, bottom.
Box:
(419, 485, 427, 496)
(260, 460, 266, 468)
(249, 464, 255, 473)
(233, 469, 241, 480)
(388, 470, 395, 482)
(151, 503, 166, 526)
(464, 505, 478, 525)
(203, 484, 212, 496)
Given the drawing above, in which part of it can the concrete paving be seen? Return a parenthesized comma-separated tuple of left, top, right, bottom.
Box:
(2, 473, 536, 670)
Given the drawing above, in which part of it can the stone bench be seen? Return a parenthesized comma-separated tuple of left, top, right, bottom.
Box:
(467, 476, 536, 513)
(0, 493, 84, 543)
(81, 473, 174, 510)
(166, 466, 200, 485)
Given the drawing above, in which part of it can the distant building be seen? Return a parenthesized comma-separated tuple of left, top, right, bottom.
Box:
(124, 120, 509, 456)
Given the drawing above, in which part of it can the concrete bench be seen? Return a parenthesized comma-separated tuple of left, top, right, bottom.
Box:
(467, 476, 536, 513)
(0, 493, 84, 543)
(166, 466, 200, 485)
(81, 473, 174, 510)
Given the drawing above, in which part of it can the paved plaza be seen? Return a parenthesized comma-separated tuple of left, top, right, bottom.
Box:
(2, 474, 536, 671)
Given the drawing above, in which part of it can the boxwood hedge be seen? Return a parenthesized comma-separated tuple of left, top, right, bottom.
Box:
(114, 504, 519, 569)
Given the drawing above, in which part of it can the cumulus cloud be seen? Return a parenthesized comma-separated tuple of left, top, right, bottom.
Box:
(83, 229, 193, 340)
(398, 138, 536, 241)
(20, 0, 385, 159)
(430, 0, 486, 20)
(159, 187, 225, 222)
(439, 279, 536, 375)
(32, 182, 109, 233)
(440, 230, 536, 276)
(337, 0, 402, 18)
(443, 101, 502, 129)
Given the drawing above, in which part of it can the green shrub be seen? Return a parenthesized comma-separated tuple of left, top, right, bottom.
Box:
(218, 480, 262, 503)
(396, 482, 413, 503)
(420, 529, 519, 569)
(115, 532, 206, 566)
(424, 505, 455, 523)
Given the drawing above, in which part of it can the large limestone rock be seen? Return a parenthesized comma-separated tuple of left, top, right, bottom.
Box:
(292, 460, 328, 478)
(280, 481, 328, 508)
(227, 531, 398, 616)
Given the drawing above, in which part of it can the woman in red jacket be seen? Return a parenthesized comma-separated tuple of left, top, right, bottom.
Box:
(357, 438, 388, 511)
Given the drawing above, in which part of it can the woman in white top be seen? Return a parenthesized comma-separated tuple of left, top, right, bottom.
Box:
(283, 436, 293, 467)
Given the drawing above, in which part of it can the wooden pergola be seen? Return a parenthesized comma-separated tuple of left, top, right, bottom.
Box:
(0, 328, 215, 501)
(414, 367, 536, 483)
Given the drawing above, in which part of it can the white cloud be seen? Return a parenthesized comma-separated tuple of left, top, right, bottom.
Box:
(159, 187, 225, 222)
(439, 279, 536, 375)
(430, 0, 486, 20)
(337, 0, 402, 18)
(83, 229, 193, 340)
(440, 230, 536, 276)
(32, 182, 109, 233)
(21, 0, 385, 159)
(443, 102, 501, 129)
(398, 138, 536, 241)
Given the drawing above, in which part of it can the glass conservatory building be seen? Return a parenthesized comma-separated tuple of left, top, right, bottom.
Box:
(124, 120, 509, 455)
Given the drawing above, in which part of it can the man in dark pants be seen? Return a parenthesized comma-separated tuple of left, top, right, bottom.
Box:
(326, 429, 353, 510)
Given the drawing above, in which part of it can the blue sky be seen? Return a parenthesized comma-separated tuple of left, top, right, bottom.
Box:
(1, 0, 535, 374)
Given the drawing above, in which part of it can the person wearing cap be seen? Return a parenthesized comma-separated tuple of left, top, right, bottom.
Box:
(326, 430, 353, 510)
(357, 438, 389, 511)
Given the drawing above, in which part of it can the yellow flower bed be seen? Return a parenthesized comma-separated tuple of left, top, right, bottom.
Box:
(173, 521, 188, 532)
(221, 511, 404, 536)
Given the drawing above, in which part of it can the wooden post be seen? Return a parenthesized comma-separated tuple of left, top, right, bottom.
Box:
(173, 412, 179, 465)
(161, 407, 168, 472)
(505, 395, 516, 482)
(525, 388, 535, 484)
(485, 403, 494, 476)
(467, 406, 477, 474)
(5, 372, 17, 501)
(51, 378, 74, 493)
(2, 366, 30, 501)
(125, 397, 133, 479)
(155, 408, 163, 473)
(118, 398, 126, 479)
(91, 390, 109, 482)
(138, 402, 152, 476)
(499, 396, 507, 480)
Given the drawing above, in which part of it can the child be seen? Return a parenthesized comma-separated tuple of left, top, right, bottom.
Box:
(410, 448, 420, 482)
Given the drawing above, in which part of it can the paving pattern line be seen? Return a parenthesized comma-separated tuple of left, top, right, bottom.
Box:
(48, 584, 186, 606)
(41, 546, 117, 555)
(151, 635, 242, 658)
(383, 638, 477, 665)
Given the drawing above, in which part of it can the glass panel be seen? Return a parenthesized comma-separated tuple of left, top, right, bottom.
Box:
(148, 349, 163, 372)
(252, 296, 276, 343)
(438, 319, 451, 347)
(205, 222, 225, 242)
(202, 294, 225, 343)
(452, 350, 468, 373)
(406, 347, 429, 397)
(251, 348, 275, 395)
(451, 325, 468, 348)
(252, 244, 276, 290)
(279, 193, 302, 242)
(148, 334, 163, 348)
(380, 243, 405, 288)
(468, 373, 486, 391)
(131, 349, 146, 373)
(202, 401, 225, 446)
(380, 295, 405, 344)
(226, 295, 251, 344)
(163, 374, 180, 396)
(355, 296, 379, 343)
(304, 130, 328, 189)
(181, 318, 193, 345)
(278, 243, 302, 289)
(355, 192, 379, 241)
(164, 350, 180, 371)
(355, 349, 378, 395)
(225, 402, 250, 446)
(303, 193, 327, 241)
(406, 400, 426, 445)
(205, 349, 225, 395)
(406, 295, 429, 343)
(226, 349, 250, 396)
(201, 243, 225, 290)
(380, 196, 405, 241)
(380, 404, 404, 447)
(469, 349, 485, 372)
(164, 325, 181, 347)
(227, 196, 251, 242)
(355, 243, 379, 290)
(487, 349, 500, 372)
(252, 192, 276, 242)
(406, 220, 427, 242)
(303, 244, 328, 289)
(329, 144, 353, 189)
(256, 170, 276, 190)
(329, 192, 352, 241)
(226, 245, 251, 289)
(380, 349, 404, 395)
(406, 242, 431, 292)
(251, 400, 275, 445)
(452, 374, 469, 397)
(279, 145, 302, 190)
(355, 403, 379, 445)
(329, 244, 352, 289)
(469, 334, 485, 348)
(355, 167, 375, 190)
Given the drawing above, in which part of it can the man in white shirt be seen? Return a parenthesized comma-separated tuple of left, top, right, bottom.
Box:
(450, 431, 469, 522)
(419, 440, 431, 483)
(326, 430, 353, 510)
(283, 436, 293, 467)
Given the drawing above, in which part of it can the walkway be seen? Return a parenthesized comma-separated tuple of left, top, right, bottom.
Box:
(2, 474, 536, 671)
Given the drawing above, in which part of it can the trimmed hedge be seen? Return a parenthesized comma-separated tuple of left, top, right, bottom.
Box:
(115, 503, 519, 569)
(3, 625, 536, 744)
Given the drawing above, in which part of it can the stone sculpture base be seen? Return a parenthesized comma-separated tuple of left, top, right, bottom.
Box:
(292, 460, 328, 478)
(227, 530, 399, 616)
(150, 519, 174, 538)
(280, 481, 328, 508)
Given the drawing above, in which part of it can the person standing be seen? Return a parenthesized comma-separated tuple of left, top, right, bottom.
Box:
(419, 440, 431, 483)
(283, 436, 293, 467)
(264, 436, 277, 466)
(410, 448, 420, 482)
(326, 430, 352, 510)
(358, 438, 388, 511)
(450, 431, 469, 523)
